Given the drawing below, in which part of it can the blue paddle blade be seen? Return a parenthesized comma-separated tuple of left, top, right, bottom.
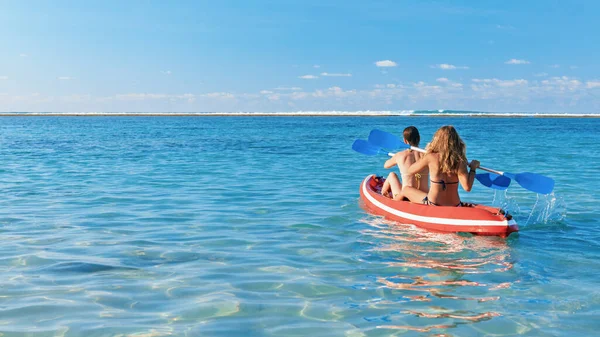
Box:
(476, 173, 510, 190)
(491, 174, 511, 189)
(352, 139, 382, 156)
(368, 129, 409, 150)
(514, 172, 555, 195)
(475, 173, 494, 187)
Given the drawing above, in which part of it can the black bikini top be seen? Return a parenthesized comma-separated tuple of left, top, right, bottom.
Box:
(430, 179, 458, 191)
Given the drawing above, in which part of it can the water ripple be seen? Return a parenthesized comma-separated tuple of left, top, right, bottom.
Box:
(0, 116, 598, 336)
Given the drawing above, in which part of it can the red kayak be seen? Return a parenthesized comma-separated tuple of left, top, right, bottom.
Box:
(359, 175, 518, 237)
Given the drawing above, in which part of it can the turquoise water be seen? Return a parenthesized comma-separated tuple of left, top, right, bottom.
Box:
(0, 116, 598, 336)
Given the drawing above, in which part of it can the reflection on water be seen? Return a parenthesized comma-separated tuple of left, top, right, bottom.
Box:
(361, 217, 516, 334)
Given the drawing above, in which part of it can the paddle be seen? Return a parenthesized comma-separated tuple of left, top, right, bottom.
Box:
(364, 130, 510, 190)
(475, 172, 512, 190)
(367, 129, 555, 194)
(351, 139, 389, 156)
(353, 139, 509, 190)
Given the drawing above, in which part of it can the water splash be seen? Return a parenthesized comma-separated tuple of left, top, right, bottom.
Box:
(490, 189, 566, 228)
(491, 189, 521, 216)
(526, 192, 567, 226)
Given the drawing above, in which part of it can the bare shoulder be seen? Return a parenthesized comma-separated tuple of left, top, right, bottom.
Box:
(417, 152, 433, 162)
(427, 152, 439, 161)
(423, 153, 437, 168)
(395, 149, 409, 160)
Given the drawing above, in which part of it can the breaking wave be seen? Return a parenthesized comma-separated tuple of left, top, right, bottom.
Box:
(1, 110, 598, 117)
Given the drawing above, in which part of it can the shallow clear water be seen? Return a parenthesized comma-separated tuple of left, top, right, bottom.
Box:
(0, 116, 598, 336)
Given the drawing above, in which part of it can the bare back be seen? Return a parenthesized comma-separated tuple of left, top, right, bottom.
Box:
(396, 150, 428, 192)
(425, 153, 469, 206)
(398, 127, 478, 206)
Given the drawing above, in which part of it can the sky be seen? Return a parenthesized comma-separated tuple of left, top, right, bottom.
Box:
(1, 0, 599, 113)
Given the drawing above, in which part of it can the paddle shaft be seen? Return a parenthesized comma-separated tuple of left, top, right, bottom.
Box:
(387, 146, 503, 176)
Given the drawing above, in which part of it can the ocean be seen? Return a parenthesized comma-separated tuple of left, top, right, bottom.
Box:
(0, 115, 598, 336)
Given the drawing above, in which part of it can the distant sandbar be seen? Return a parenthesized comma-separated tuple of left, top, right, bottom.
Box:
(0, 112, 599, 118)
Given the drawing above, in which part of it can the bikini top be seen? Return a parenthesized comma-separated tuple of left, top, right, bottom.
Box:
(401, 172, 423, 190)
(430, 179, 458, 191)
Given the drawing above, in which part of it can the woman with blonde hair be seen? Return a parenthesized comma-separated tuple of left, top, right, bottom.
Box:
(394, 125, 479, 206)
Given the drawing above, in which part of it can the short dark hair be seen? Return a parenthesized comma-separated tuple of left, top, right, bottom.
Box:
(403, 126, 420, 147)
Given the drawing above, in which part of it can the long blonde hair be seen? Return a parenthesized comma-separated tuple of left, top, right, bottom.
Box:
(426, 125, 467, 173)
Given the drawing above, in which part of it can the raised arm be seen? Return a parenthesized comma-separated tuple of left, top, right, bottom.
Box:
(384, 153, 400, 169)
(406, 153, 430, 175)
(458, 159, 479, 192)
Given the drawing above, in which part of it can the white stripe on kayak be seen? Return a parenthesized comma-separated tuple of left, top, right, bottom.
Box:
(362, 176, 516, 228)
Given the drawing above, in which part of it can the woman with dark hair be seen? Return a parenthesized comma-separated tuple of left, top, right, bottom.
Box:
(381, 126, 429, 200)
(394, 125, 479, 206)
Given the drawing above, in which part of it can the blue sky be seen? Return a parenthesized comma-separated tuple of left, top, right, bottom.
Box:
(1, 0, 599, 113)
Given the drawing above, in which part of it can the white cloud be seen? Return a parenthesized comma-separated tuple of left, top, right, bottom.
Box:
(570, 66, 579, 69)
(472, 78, 528, 87)
(239, 93, 260, 99)
(313, 65, 320, 68)
(19, 53, 28, 57)
(409, 81, 446, 99)
(290, 91, 308, 100)
(1, 92, 54, 104)
(550, 64, 560, 68)
(433, 77, 463, 89)
(505, 59, 530, 65)
(201, 92, 235, 99)
(323, 86, 357, 98)
(115, 93, 197, 102)
(116, 93, 167, 100)
(266, 94, 280, 101)
(181, 94, 197, 103)
(116, 93, 161, 100)
(274, 87, 302, 91)
(58, 76, 74, 80)
(7, 74, 600, 112)
(539, 76, 582, 92)
(586, 81, 600, 89)
(534, 72, 548, 77)
(374, 83, 407, 89)
(470, 79, 529, 99)
(466, 76, 591, 103)
(496, 24, 515, 30)
(375, 60, 397, 67)
(161, 70, 172, 75)
(61, 94, 92, 103)
(497, 79, 528, 87)
(431, 64, 469, 70)
(277, 86, 358, 101)
(176, 93, 196, 103)
(0, 76, 8, 80)
(320, 72, 352, 77)
(298, 75, 318, 79)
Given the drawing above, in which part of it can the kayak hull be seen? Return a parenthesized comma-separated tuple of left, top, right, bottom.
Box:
(359, 175, 518, 237)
